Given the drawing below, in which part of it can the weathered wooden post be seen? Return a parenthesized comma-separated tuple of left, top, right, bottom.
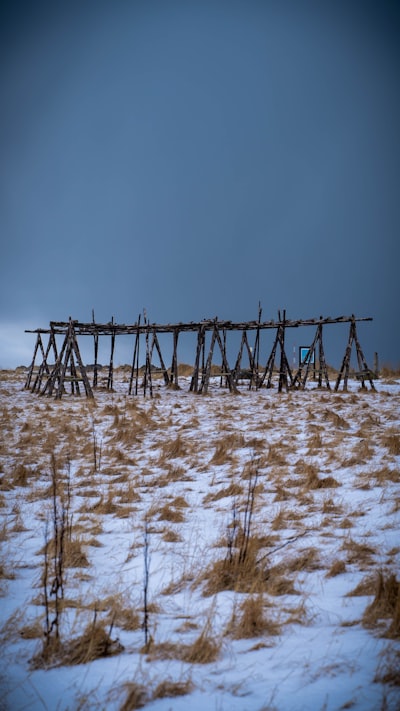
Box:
(30, 328, 58, 393)
(128, 315, 141, 396)
(107, 317, 115, 391)
(92, 309, 99, 388)
(24, 333, 45, 390)
(277, 310, 293, 392)
(353, 322, 376, 390)
(316, 322, 331, 389)
(170, 327, 180, 389)
(252, 302, 262, 390)
(143, 315, 153, 398)
(190, 324, 206, 392)
(232, 330, 246, 384)
(335, 317, 355, 392)
(260, 326, 280, 389)
(214, 325, 238, 393)
(199, 325, 217, 394)
(41, 319, 93, 399)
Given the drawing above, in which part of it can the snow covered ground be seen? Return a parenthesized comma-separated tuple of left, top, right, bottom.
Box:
(0, 368, 399, 711)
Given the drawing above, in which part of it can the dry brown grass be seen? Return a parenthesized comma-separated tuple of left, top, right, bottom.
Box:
(372, 467, 400, 485)
(31, 617, 124, 669)
(156, 464, 192, 486)
(272, 484, 292, 502)
(264, 574, 299, 596)
(338, 517, 354, 529)
(202, 532, 269, 595)
(323, 409, 350, 430)
(271, 507, 303, 531)
(162, 528, 182, 543)
(306, 432, 323, 453)
(61, 620, 124, 665)
(10, 463, 37, 487)
(350, 439, 375, 463)
(271, 508, 288, 530)
(181, 628, 220, 663)
(381, 432, 400, 456)
(203, 482, 243, 503)
(64, 538, 90, 568)
(0, 522, 8, 545)
(169, 495, 189, 508)
(107, 424, 141, 448)
(153, 679, 193, 699)
(321, 497, 344, 515)
(282, 599, 310, 626)
(362, 570, 400, 639)
(19, 619, 44, 639)
(0, 562, 16, 581)
(325, 559, 346, 578)
(267, 444, 287, 467)
(209, 432, 245, 465)
(79, 494, 131, 518)
(227, 595, 281, 639)
(110, 606, 140, 632)
(346, 575, 376, 597)
(86, 594, 140, 632)
(150, 503, 186, 523)
(390, 497, 400, 515)
(105, 446, 137, 466)
(307, 472, 340, 489)
(297, 462, 340, 490)
(341, 538, 377, 568)
(120, 682, 149, 710)
(145, 626, 220, 664)
(278, 548, 321, 574)
(10, 511, 28, 533)
(157, 435, 187, 462)
(374, 647, 400, 686)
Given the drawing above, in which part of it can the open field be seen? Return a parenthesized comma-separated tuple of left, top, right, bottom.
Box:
(0, 369, 399, 710)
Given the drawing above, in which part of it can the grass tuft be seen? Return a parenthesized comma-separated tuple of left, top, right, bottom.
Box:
(181, 629, 220, 664)
(228, 595, 281, 639)
(145, 630, 220, 664)
(362, 570, 400, 639)
(381, 433, 400, 456)
(202, 537, 268, 595)
(326, 559, 346, 578)
(374, 647, 400, 686)
(153, 679, 193, 699)
(120, 682, 149, 710)
(31, 618, 124, 668)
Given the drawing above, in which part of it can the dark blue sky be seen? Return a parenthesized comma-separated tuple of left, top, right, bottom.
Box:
(1, 1, 399, 368)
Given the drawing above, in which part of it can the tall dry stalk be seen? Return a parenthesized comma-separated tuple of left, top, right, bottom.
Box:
(43, 452, 69, 651)
(42, 454, 71, 652)
(204, 457, 262, 595)
(91, 416, 102, 472)
(226, 498, 238, 565)
(143, 516, 151, 648)
(237, 459, 259, 565)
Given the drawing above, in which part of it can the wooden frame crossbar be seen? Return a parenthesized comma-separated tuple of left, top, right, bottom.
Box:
(26, 314, 372, 337)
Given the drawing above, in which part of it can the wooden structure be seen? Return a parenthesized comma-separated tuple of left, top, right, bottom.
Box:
(24, 311, 375, 399)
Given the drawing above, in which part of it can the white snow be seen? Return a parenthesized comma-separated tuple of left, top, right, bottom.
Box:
(0, 369, 399, 710)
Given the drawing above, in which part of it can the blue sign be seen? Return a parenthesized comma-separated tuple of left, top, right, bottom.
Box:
(299, 347, 315, 366)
